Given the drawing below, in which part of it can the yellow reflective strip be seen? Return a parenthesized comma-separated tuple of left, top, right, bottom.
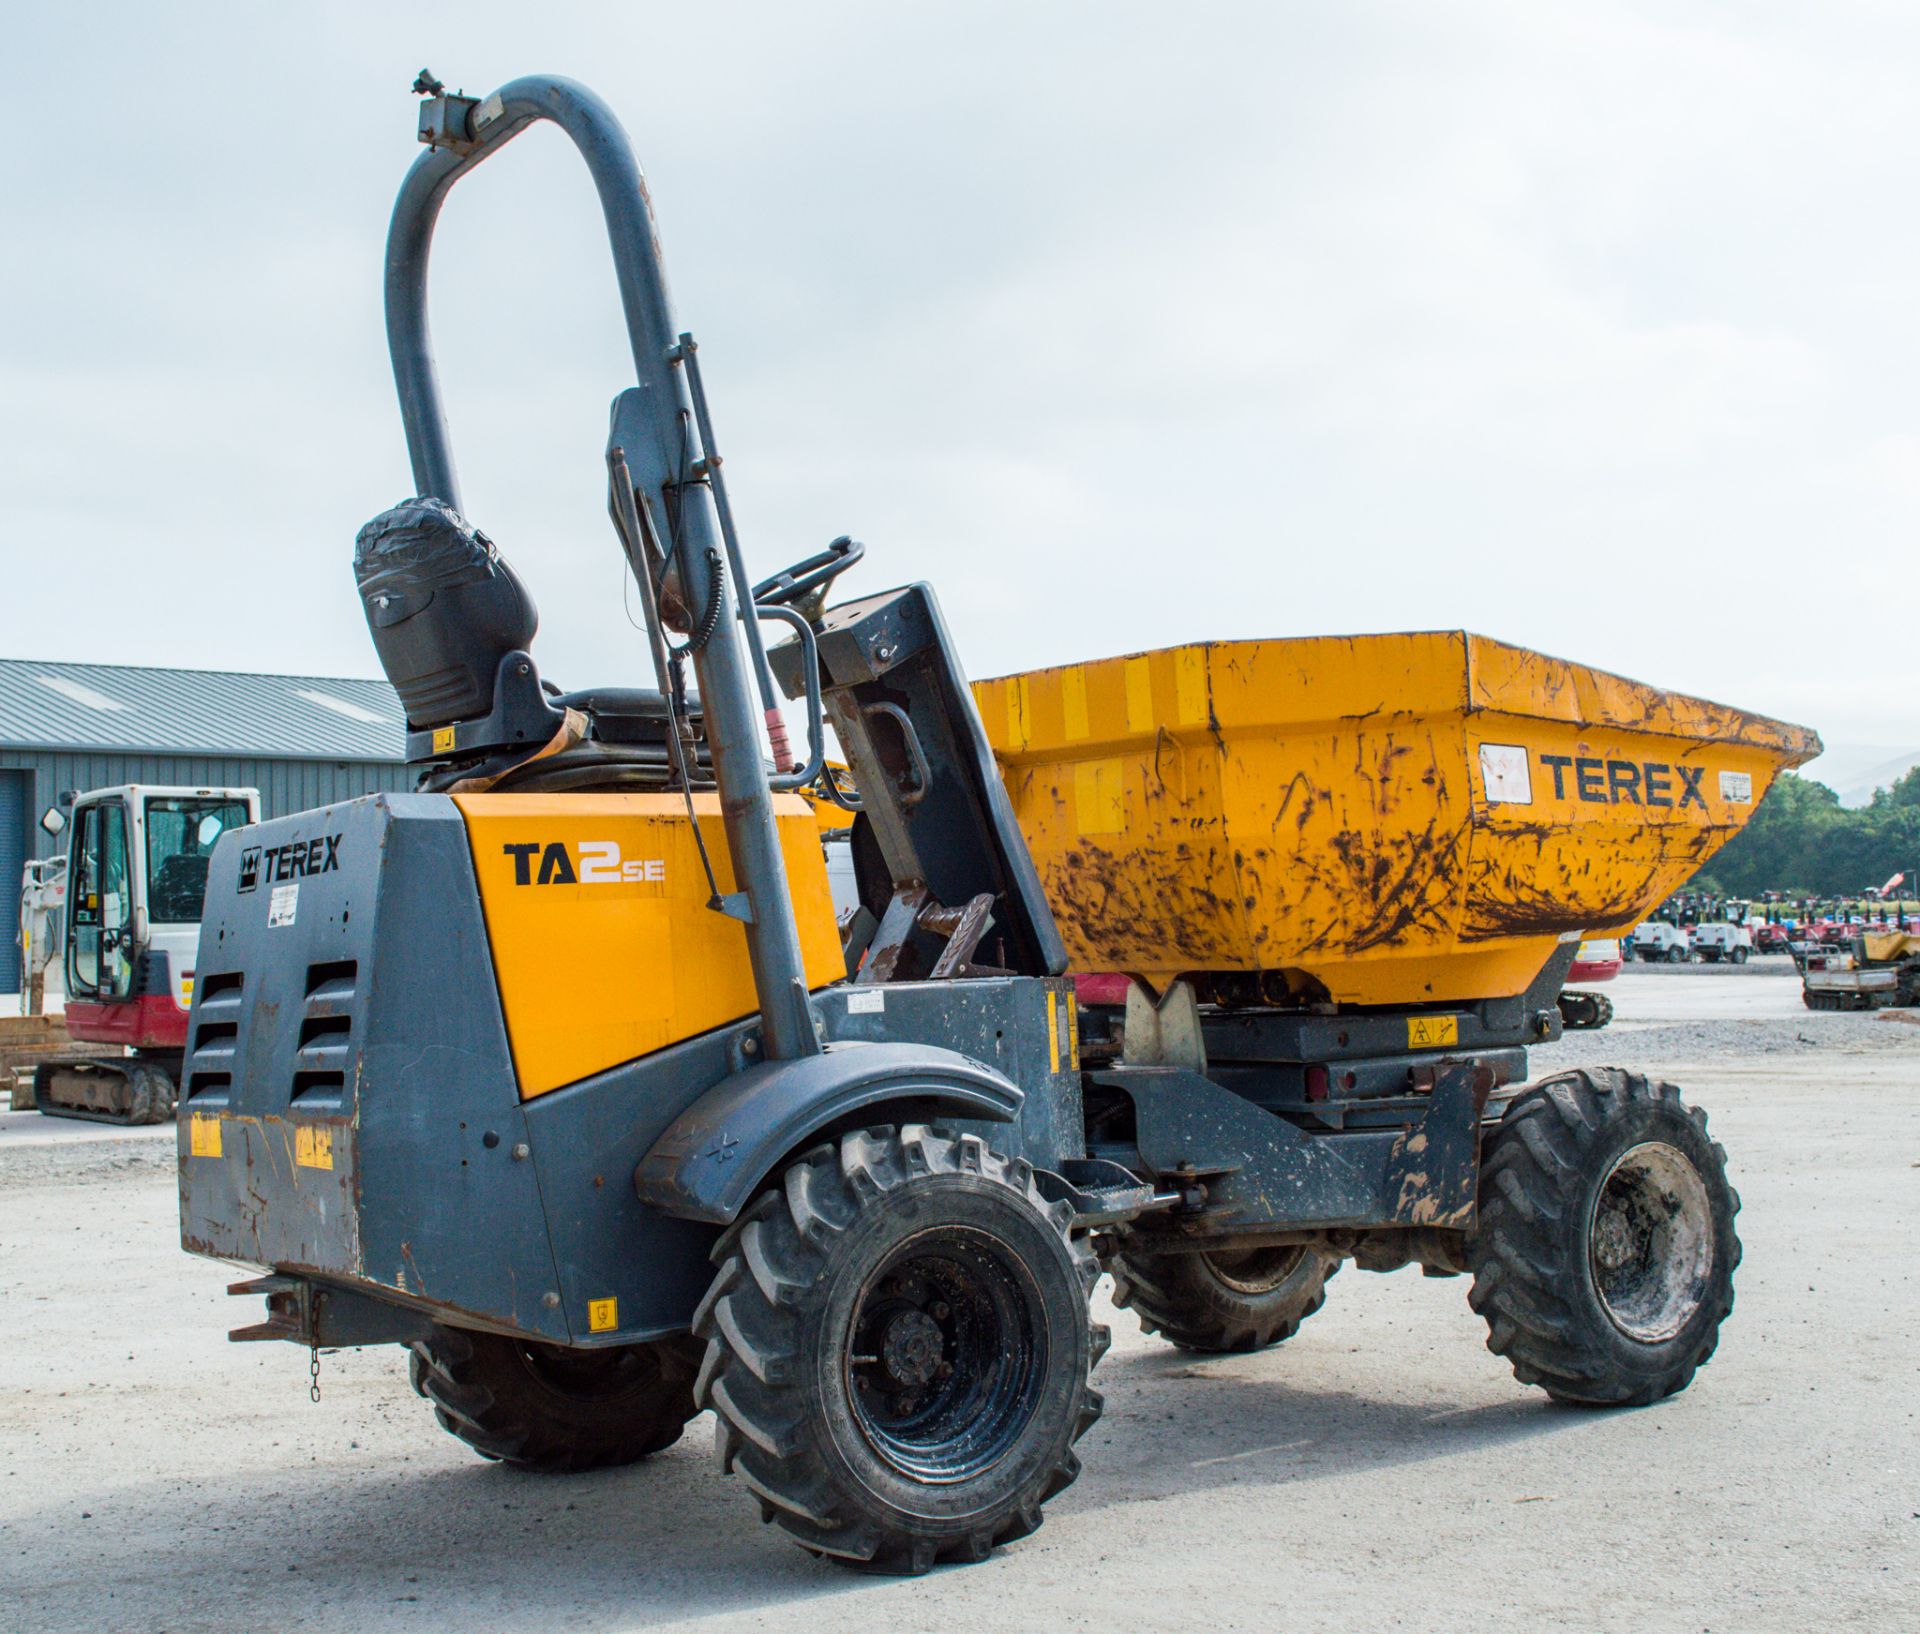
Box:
(189, 1113, 222, 1159)
(1124, 656, 1154, 733)
(1061, 667, 1089, 741)
(1066, 992, 1080, 1071)
(1046, 990, 1060, 1074)
(1175, 648, 1207, 725)
(294, 1125, 334, 1170)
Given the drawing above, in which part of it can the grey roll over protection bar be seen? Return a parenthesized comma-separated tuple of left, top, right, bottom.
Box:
(383, 74, 821, 1062)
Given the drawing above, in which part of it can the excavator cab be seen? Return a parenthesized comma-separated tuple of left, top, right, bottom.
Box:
(37, 785, 259, 1123)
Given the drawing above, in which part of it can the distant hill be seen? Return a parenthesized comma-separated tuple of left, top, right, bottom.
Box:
(1838, 753, 1920, 808)
(1798, 744, 1920, 809)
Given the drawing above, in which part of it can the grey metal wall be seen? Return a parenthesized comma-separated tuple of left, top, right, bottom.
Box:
(0, 751, 413, 866)
(0, 771, 23, 989)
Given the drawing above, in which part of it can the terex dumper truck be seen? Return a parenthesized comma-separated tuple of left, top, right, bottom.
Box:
(181, 73, 1818, 1573)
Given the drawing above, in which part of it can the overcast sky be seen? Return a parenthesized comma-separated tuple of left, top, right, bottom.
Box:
(5, 3, 1916, 775)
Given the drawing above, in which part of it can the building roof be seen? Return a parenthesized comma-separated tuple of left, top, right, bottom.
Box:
(0, 659, 405, 762)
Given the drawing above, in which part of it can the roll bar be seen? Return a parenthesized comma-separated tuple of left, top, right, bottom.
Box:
(384, 74, 820, 1062)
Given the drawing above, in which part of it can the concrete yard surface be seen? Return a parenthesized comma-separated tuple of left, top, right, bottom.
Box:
(1, 968, 1915, 1633)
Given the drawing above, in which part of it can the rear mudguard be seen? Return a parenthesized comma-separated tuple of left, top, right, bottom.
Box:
(633, 1041, 1023, 1224)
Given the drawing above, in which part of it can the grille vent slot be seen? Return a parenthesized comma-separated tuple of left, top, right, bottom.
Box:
(292, 960, 358, 1108)
(185, 973, 245, 1102)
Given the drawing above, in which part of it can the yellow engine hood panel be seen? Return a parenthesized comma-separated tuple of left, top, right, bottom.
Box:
(973, 632, 1818, 1006)
(455, 792, 843, 1097)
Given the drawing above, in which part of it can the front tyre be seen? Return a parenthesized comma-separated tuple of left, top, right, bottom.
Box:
(694, 1125, 1105, 1573)
(409, 1327, 701, 1472)
(1469, 1068, 1739, 1406)
(1110, 1244, 1336, 1353)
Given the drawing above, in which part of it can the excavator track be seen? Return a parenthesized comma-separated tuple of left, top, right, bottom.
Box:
(32, 1059, 177, 1125)
(1556, 990, 1615, 1031)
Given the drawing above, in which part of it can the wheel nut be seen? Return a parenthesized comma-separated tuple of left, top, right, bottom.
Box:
(936, 1362, 953, 1379)
(930, 1301, 950, 1319)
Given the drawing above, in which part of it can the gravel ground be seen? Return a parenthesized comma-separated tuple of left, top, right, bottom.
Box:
(2, 967, 1915, 1633)
(1542, 957, 1920, 1072)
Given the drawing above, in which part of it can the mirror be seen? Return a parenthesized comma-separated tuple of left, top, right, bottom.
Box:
(40, 807, 66, 837)
(197, 814, 225, 846)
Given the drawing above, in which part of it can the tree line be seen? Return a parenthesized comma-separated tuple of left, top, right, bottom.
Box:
(1698, 766, 1920, 898)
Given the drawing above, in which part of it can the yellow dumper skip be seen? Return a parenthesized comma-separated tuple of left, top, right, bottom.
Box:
(972, 632, 1818, 1007)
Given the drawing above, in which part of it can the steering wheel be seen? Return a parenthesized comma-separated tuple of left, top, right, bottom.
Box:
(751, 534, 864, 608)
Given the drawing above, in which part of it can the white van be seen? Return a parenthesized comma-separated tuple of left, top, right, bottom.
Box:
(1632, 922, 1692, 963)
(1689, 921, 1754, 964)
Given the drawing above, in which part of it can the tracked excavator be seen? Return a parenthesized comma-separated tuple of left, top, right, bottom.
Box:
(182, 73, 1816, 1572)
(32, 785, 257, 1123)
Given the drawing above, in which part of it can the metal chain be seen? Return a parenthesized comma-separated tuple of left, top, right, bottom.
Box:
(308, 1342, 322, 1404)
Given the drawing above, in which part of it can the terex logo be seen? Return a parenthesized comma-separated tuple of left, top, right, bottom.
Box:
(1480, 743, 1720, 810)
(237, 836, 340, 892)
(503, 841, 667, 887)
(1538, 754, 1706, 809)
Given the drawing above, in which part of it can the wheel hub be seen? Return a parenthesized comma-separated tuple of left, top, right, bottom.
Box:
(1592, 1210, 1635, 1271)
(1589, 1140, 1715, 1343)
(1203, 1244, 1306, 1296)
(844, 1228, 1047, 1484)
(880, 1308, 946, 1389)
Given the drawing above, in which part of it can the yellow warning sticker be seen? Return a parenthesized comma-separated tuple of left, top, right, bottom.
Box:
(588, 1297, 619, 1333)
(1408, 1015, 1459, 1048)
(432, 725, 456, 754)
(179, 975, 195, 1003)
(188, 1114, 222, 1159)
(294, 1124, 334, 1170)
(1046, 990, 1061, 1074)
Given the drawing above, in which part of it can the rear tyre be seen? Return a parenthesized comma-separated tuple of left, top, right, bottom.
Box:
(1731, 947, 1749, 965)
(1110, 1244, 1337, 1353)
(694, 1125, 1105, 1573)
(409, 1326, 701, 1472)
(1666, 946, 1687, 964)
(1468, 1068, 1739, 1407)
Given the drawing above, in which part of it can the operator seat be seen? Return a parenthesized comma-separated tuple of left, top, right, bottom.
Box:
(354, 498, 539, 731)
(356, 498, 704, 772)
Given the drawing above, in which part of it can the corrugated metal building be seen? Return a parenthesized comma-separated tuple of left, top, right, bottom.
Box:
(0, 659, 411, 990)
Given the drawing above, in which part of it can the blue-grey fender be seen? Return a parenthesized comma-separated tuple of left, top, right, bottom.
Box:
(632, 1041, 1024, 1224)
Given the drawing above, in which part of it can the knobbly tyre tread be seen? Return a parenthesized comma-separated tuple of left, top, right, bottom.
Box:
(1467, 1067, 1741, 1407)
(409, 1325, 701, 1472)
(693, 1124, 1107, 1574)
(1109, 1246, 1338, 1353)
